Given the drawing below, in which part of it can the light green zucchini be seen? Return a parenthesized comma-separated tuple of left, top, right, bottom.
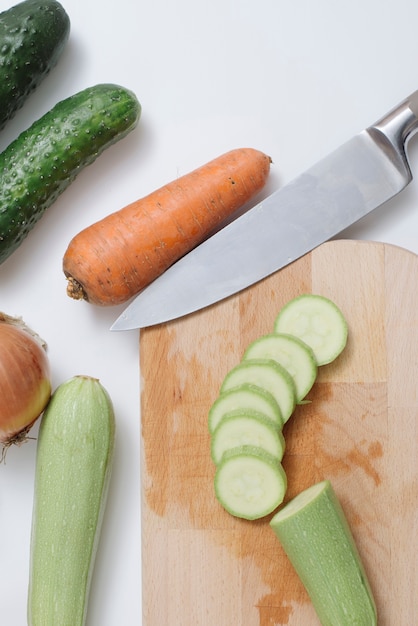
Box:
(208, 383, 284, 433)
(274, 294, 348, 365)
(214, 445, 287, 520)
(243, 332, 317, 402)
(210, 409, 285, 465)
(27, 375, 115, 626)
(220, 358, 296, 423)
(270, 480, 377, 625)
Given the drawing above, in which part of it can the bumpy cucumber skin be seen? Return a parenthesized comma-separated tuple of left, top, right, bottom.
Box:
(0, 0, 70, 129)
(28, 375, 115, 626)
(0, 83, 141, 264)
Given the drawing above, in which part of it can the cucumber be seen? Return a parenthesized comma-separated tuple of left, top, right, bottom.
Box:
(0, 82, 141, 265)
(28, 375, 115, 626)
(270, 480, 377, 626)
(0, 0, 70, 130)
(274, 294, 348, 366)
(208, 383, 284, 433)
(243, 333, 317, 402)
(214, 445, 287, 520)
(220, 358, 296, 423)
(210, 409, 285, 465)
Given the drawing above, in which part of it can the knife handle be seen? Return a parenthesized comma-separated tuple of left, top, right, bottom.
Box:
(371, 91, 418, 152)
(368, 91, 418, 180)
(405, 90, 418, 122)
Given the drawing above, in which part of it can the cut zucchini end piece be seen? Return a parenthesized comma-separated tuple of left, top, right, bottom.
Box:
(274, 294, 348, 366)
(270, 480, 377, 626)
(270, 480, 329, 522)
(214, 445, 287, 520)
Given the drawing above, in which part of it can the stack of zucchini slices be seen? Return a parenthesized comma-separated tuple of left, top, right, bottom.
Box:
(208, 293, 348, 521)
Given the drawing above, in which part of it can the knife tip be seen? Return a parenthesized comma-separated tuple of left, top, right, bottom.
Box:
(110, 315, 137, 332)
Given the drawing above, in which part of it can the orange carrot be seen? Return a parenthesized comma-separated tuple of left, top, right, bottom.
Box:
(63, 148, 272, 306)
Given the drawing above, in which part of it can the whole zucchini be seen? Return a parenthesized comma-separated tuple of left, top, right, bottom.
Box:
(0, 82, 141, 265)
(28, 375, 115, 626)
(0, 0, 70, 129)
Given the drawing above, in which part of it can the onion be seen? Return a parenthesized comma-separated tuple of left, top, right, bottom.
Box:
(0, 313, 51, 454)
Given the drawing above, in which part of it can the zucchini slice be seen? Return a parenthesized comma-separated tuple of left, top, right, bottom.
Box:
(210, 409, 285, 465)
(274, 294, 348, 366)
(220, 359, 296, 423)
(208, 383, 283, 433)
(243, 332, 317, 402)
(215, 445, 287, 520)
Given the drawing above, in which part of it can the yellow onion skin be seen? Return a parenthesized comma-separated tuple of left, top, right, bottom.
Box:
(0, 315, 51, 446)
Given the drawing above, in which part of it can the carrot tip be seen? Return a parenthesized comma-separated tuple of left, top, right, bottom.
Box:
(66, 277, 87, 301)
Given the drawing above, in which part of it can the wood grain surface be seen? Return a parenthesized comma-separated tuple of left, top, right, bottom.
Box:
(140, 240, 418, 625)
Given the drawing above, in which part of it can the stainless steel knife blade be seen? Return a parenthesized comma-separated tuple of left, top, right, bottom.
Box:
(111, 91, 418, 331)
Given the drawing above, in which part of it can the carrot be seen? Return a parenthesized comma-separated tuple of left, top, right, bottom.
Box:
(63, 147, 272, 306)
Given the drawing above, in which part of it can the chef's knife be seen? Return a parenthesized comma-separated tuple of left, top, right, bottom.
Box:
(112, 91, 418, 331)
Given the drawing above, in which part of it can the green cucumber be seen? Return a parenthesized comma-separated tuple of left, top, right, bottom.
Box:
(270, 480, 377, 626)
(0, 0, 70, 130)
(220, 358, 296, 423)
(243, 332, 317, 402)
(274, 294, 348, 365)
(0, 82, 141, 265)
(208, 383, 284, 433)
(211, 409, 285, 465)
(28, 375, 115, 626)
(215, 445, 287, 520)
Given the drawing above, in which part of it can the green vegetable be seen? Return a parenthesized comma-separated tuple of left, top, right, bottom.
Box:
(208, 383, 284, 433)
(214, 445, 287, 520)
(221, 358, 296, 423)
(209, 293, 349, 521)
(210, 409, 285, 465)
(0, 0, 70, 130)
(0, 82, 141, 265)
(28, 375, 115, 626)
(243, 332, 317, 402)
(274, 294, 348, 365)
(270, 480, 377, 626)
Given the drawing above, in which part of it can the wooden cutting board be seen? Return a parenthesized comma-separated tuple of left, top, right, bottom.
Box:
(140, 240, 418, 625)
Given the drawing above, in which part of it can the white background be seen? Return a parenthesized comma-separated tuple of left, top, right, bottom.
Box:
(1, 0, 418, 624)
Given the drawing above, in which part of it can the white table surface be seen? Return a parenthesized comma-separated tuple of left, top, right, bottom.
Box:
(2, 0, 418, 624)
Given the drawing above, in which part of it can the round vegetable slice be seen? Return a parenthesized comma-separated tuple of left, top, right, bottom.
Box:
(208, 383, 283, 433)
(211, 409, 285, 465)
(243, 332, 317, 402)
(215, 445, 287, 520)
(220, 359, 296, 423)
(274, 294, 348, 366)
